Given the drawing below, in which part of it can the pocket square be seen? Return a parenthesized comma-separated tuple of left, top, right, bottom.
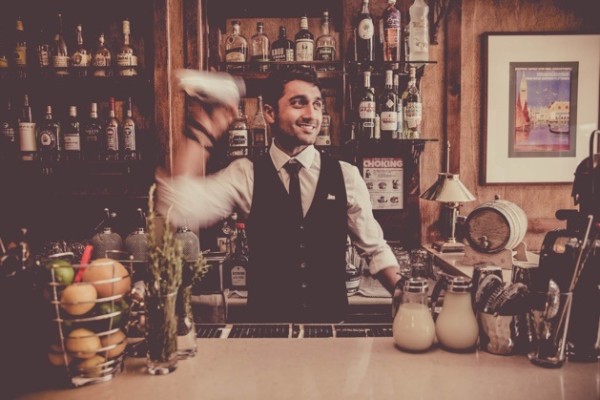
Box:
(327, 194, 336, 200)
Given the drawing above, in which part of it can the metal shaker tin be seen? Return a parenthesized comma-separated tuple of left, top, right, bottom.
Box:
(471, 264, 503, 309)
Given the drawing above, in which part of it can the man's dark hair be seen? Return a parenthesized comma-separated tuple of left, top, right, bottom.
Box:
(263, 67, 322, 110)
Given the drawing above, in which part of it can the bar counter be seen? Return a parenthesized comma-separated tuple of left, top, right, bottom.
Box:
(19, 338, 599, 400)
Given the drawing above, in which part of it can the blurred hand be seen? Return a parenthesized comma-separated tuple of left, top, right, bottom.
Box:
(187, 98, 237, 142)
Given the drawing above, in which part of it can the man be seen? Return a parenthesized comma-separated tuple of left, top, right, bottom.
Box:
(157, 67, 399, 322)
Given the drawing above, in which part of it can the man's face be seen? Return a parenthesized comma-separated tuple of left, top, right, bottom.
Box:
(266, 80, 323, 148)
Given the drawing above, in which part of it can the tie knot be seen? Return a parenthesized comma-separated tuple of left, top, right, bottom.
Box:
(284, 160, 302, 176)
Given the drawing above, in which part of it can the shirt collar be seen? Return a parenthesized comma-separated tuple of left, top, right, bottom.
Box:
(270, 143, 317, 172)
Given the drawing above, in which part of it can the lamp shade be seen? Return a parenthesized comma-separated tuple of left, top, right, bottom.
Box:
(420, 173, 476, 203)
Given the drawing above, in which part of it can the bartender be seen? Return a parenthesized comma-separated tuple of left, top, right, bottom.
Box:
(157, 67, 399, 322)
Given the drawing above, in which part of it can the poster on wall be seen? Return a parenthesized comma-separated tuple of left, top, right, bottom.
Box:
(362, 157, 403, 210)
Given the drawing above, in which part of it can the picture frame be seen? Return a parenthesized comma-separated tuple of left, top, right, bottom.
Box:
(482, 33, 600, 184)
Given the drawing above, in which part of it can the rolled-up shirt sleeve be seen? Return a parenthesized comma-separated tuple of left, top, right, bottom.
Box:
(155, 158, 254, 230)
(341, 162, 399, 276)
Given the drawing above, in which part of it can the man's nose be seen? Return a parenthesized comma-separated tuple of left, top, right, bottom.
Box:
(302, 105, 320, 120)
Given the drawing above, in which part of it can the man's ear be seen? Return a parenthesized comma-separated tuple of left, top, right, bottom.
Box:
(264, 104, 275, 124)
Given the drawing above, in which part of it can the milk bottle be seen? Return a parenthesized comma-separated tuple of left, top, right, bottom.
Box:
(393, 277, 435, 352)
(435, 276, 479, 351)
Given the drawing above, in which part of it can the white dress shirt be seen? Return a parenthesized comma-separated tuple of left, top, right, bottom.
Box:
(156, 144, 399, 275)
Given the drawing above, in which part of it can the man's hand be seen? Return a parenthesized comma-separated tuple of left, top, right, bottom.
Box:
(186, 98, 237, 145)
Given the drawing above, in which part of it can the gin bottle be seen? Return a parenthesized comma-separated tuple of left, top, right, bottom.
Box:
(116, 19, 138, 76)
(408, 0, 429, 64)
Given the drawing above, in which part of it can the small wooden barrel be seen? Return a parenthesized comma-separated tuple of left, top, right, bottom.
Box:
(464, 199, 528, 253)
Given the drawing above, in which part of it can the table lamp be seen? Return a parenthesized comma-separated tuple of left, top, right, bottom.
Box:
(421, 143, 476, 252)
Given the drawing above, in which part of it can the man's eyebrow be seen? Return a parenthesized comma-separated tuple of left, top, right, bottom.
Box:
(288, 95, 323, 103)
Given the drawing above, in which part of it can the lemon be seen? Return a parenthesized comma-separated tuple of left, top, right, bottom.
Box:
(46, 259, 75, 285)
(60, 283, 98, 316)
(66, 328, 101, 359)
(48, 343, 71, 366)
(83, 258, 132, 298)
(75, 355, 107, 377)
(100, 330, 127, 359)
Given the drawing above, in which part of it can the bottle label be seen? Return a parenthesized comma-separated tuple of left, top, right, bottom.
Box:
(124, 124, 136, 150)
(358, 19, 374, 40)
(18, 122, 36, 152)
(380, 111, 398, 131)
(225, 48, 246, 62)
(385, 28, 400, 46)
(84, 127, 100, 143)
(15, 45, 27, 66)
(315, 133, 331, 146)
(38, 129, 57, 149)
(106, 126, 119, 150)
(229, 128, 248, 156)
(117, 53, 137, 67)
(38, 47, 50, 67)
(0, 55, 8, 68)
(404, 102, 422, 128)
(52, 55, 69, 68)
(94, 54, 108, 67)
(63, 134, 81, 151)
(316, 46, 334, 61)
(359, 101, 376, 119)
(251, 127, 266, 147)
(1, 124, 15, 142)
(231, 265, 246, 287)
(72, 52, 90, 67)
(295, 40, 314, 61)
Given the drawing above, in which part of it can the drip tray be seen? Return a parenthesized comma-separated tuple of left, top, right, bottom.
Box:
(196, 323, 392, 339)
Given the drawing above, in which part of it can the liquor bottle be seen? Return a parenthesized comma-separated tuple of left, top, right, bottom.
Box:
(105, 97, 120, 160)
(71, 24, 90, 77)
(250, 95, 269, 156)
(18, 94, 36, 161)
(82, 102, 103, 160)
(224, 20, 248, 72)
(383, 0, 401, 62)
(116, 19, 138, 77)
(270, 26, 294, 67)
(401, 24, 410, 73)
(92, 33, 112, 77)
(14, 17, 27, 78)
(393, 73, 403, 138)
(0, 100, 17, 158)
(250, 22, 269, 73)
(315, 11, 336, 70)
(52, 13, 69, 76)
(36, 27, 51, 74)
(228, 103, 248, 157)
(355, 0, 374, 63)
(37, 105, 61, 161)
(378, 69, 398, 139)
(222, 222, 248, 292)
(295, 16, 314, 62)
(122, 97, 137, 160)
(62, 106, 81, 160)
(0, 35, 9, 79)
(358, 70, 375, 140)
(402, 66, 422, 138)
(315, 99, 331, 146)
(408, 0, 429, 64)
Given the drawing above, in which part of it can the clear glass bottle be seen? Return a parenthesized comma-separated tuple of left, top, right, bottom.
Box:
(224, 20, 248, 72)
(315, 99, 331, 146)
(14, 17, 27, 78)
(316, 11, 336, 70)
(250, 22, 269, 73)
(122, 97, 137, 160)
(116, 19, 138, 76)
(228, 103, 248, 157)
(82, 102, 103, 161)
(408, 0, 429, 65)
(358, 70, 375, 140)
(271, 26, 294, 66)
(71, 24, 90, 77)
(295, 16, 314, 62)
(18, 94, 36, 161)
(52, 13, 69, 76)
(92, 33, 112, 77)
(402, 66, 422, 138)
(0, 100, 18, 158)
(37, 105, 61, 161)
(393, 73, 403, 139)
(378, 69, 398, 139)
(105, 97, 120, 160)
(393, 277, 435, 352)
(383, 0, 401, 62)
(62, 106, 81, 161)
(250, 95, 269, 156)
(355, 0, 374, 62)
(222, 222, 249, 292)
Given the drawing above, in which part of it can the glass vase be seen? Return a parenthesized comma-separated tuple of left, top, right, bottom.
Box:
(145, 292, 178, 375)
(176, 285, 197, 359)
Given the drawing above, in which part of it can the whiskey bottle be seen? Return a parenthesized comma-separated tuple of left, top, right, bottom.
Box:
(51, 13, 69, 76)
(92, 33, 112, 77)
(355, 0, 374, 63)
(250, 95, 269, 156)
(36, 27, 51, 74)
(116, 19, 138, 77)
(393, 73, 403, 138)
(37, 105, 61, 161)
(0, 36, 9, 79)
(105, 97, 120, 160)
(62, 106, 81, 161)
(18, 94, 36, 161)
(383, 0, 401, 62)
(0, 100, 17, 158)
(71, 24, 90, 77)
(122, 97, 137, 160)
(222, 222, 248, 292)
(228, 103, 248, 158)
(14, 17, 27, 78)
(224, 20, 248, 72)
(358, 70, 375, 139)
(315, 11, 336, 70)
(270, 26, 294, 67)
(250, 22, 269, 73)
(378, 69, 398, 139)
(295, 16, 314, 62)
(408, 0, 429, 64)
(82, 102, 103, 160)
(402, 66, 422, 138)
(315, 99, 331, 146)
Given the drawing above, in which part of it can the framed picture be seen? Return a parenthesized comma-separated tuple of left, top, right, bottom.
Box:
(482, 33, 600, 184)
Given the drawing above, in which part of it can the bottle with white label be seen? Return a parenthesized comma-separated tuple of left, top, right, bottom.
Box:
(295, 16, 314, 62)
(393, 277, 435, 352)
(117, 19, 138, 77)
(105, 97, 120, 160)
(63, 106, 81, 161)
(402, 66, 422, 138)
(408, 0, 429, 65)
(224, 20, 248, 72)
(122, 97, 137, 160)
(71, 24, 90, 77)
(358, 70, 375, 139)
(223, 222, 248, 292)
(92, 33, 112, 77)
(228, 103, 248, 157)
(18, 94, 36, 161)
(315, 100, 331, 146)
(393, 73, 403, 138)
(355, 0, 374, 62)
(52, 13, 69, 76)
(378, 69, 398, 139)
